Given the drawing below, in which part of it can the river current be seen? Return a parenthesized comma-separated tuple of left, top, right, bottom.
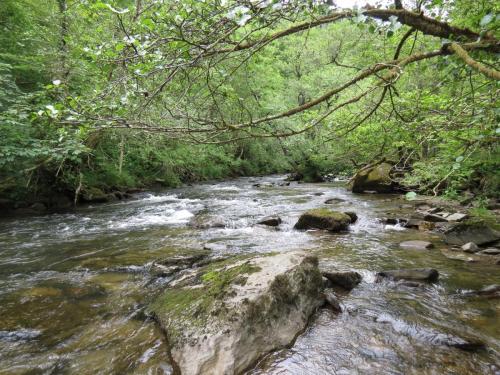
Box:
(0, 175, 498, 374)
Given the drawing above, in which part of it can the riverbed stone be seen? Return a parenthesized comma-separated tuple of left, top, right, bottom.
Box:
(475, 284, 500, 298)
(81, 187, 109, 203)
(190, 214, 226, 229)
(151, 251, 210, 277)
(461, 242, 479, 253)
(443, 220, 500, 246)
(150, 252, 323, 375)
(414, 212, 448, 223)
(376, 268, 439, 282)
(477, 248, 500, 255)
(399, 240, 434, 250)
(446, 213, 468, 222)
(322, 271, 362, 290)
(294, 209, 351, 232)
(324, 197, 345, 204)
(350, 162, 396, 194)
(323, 290, 342, 312)
(257, 216, 282, 227)
(418, 221, 435, 231)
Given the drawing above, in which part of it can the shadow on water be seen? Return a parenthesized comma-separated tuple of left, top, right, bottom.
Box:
(0, 175, 498, 374)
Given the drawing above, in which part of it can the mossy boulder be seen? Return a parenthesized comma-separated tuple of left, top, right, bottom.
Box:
(149, 252, 323, 375)
(81, 187, 109, 203)
(294, 209, 351, 232)
(443, 219, 500, 246)
(350, 162, 396, 194)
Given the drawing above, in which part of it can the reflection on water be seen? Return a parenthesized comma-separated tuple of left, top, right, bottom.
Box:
(0, 175, 498, 374)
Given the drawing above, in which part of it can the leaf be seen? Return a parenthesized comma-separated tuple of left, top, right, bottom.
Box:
(480, 13, 494, 27)
(455, 156, 464, 163)
(405, 191, 417, 200)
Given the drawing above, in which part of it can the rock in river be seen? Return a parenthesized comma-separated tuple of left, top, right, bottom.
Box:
(376, 268, 439, 282)
(343, 211, 358, 223)
(350, 162, 397, 194)
(324, 197, 345, 204)
(399, 240, 434, 250)
(294, 209, 351, 232)
(149, 252, 323, 375)
(323, 290, 342, 312)
(443, 220, 500, 246)
(322, 271, 362, 290)
(461, 242, 479, 253)
(257, 216, 282, 227)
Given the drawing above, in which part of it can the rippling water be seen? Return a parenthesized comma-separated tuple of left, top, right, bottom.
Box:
(0, 175, 498, 374)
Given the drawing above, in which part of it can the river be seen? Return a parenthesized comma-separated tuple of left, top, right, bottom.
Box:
(0, 175, 498, 374)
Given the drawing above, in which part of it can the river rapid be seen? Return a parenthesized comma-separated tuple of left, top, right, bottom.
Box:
(0, 175, 498, 374)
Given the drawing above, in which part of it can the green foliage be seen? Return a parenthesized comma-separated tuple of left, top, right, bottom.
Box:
(0, 0, 498, 206)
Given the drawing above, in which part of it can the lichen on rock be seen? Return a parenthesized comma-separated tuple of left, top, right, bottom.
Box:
(149, 251, 324, 375)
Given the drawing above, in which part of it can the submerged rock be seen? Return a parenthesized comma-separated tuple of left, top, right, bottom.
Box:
(443, 220, 500, 246)
(294, 209, 351, 232)
(322, 271, 362, 290)
(399, 240, 434, 250)
(376, 268, 439, 282)
(190, 214, 226, 229)
(324, 197, 346, 204)
(150, 251, 210, 277)
(350, 162, 397, 194)
(257, 216, 282, 227)
(150, 252, 323, 375)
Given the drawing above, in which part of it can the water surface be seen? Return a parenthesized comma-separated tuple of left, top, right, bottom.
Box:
(0, 176, 498, 374)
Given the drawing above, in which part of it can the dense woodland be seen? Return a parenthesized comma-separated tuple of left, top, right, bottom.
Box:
(0, 0, 498, 208)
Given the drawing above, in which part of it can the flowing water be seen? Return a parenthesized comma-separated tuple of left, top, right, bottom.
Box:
(0, 175, 498, 374)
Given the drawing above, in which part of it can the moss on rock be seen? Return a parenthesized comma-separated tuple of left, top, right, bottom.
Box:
(294, 208, 351, 232)
(150, 252, 324, 375)
(350, 162, 396, 193)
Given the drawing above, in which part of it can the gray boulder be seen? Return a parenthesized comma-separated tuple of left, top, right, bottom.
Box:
(322, 271, 362, 290)
(323, 290, 342, 312)
(443, 220, 500, 246)
(461, 242, 479, 253)
(294, 209, 351, 232)
(150, 252, 323, 375)
(350, 162, 397, 194)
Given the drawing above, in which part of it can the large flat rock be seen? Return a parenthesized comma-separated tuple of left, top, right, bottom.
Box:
(150, 251, 323, 375)
(443, 220, 500, 246)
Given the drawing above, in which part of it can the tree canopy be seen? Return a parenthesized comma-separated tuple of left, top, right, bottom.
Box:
(0, 0, 498, 203)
